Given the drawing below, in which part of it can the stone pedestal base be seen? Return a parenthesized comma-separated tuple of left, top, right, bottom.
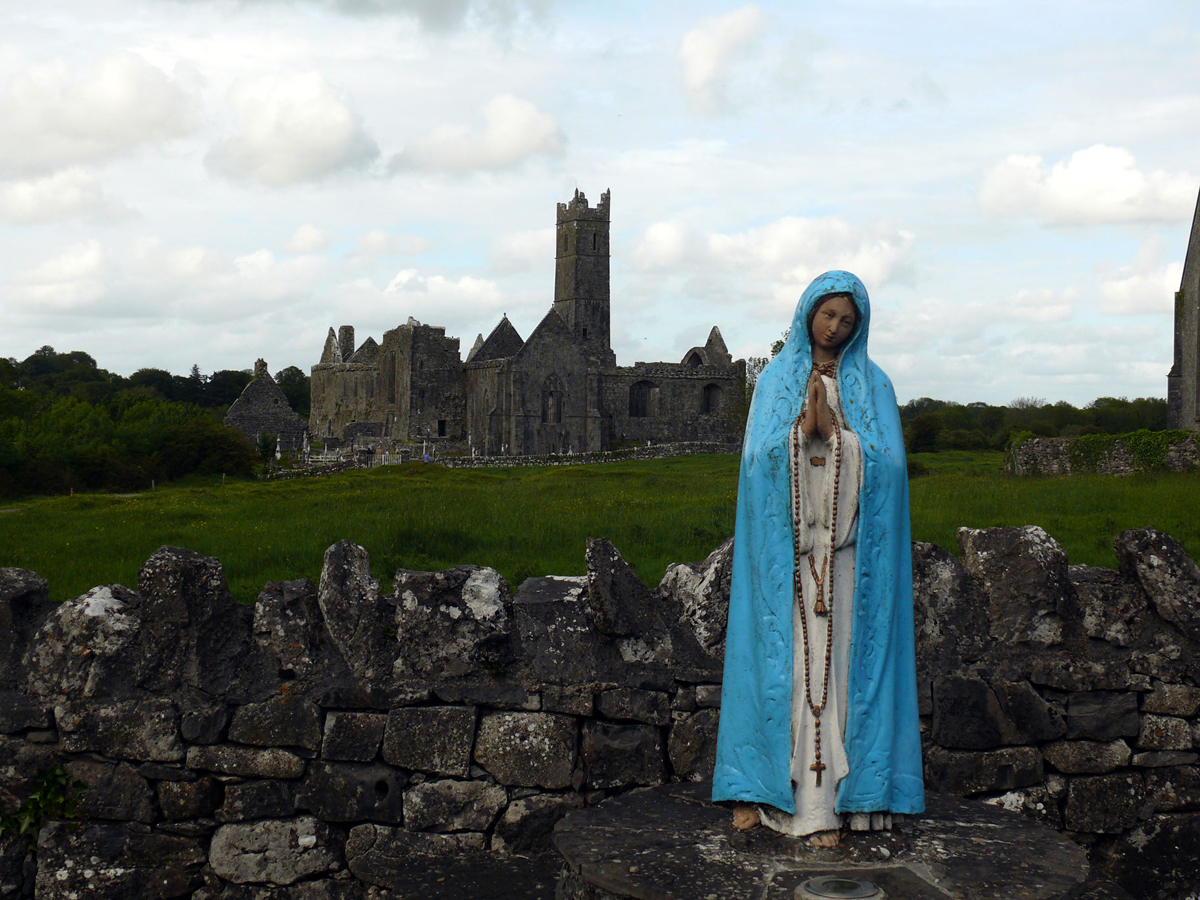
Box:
(554, 782, 1115, 900)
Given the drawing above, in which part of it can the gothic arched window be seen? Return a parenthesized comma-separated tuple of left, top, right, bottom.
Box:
(701, 383, 722, 414)
(629, 380, 656, 418)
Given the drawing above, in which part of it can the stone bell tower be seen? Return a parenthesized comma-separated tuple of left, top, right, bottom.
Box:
(554, 188, 615, 366)
(1167, 187, 1200, 431)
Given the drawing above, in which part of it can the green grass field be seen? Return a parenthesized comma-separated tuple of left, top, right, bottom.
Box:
(1, 451, 1197, 604)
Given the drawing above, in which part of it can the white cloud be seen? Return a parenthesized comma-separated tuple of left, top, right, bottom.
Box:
(206, 71, 380, 186)
(678, 3, 765, 110)
(9, 240, 107, 310)
(633, 220, 695, 270)
(346, 229, 430, 265)
(980, 145, 1198, 225)
(390, 94, 564, 172)
(1008, 287, 1077, 323)
(492, 226, 554, 272)
(0, 168, 132, 224)
(0, 52, 197, 177)
(286, 224, 333, 254)
(1100, 239, 1184, 314)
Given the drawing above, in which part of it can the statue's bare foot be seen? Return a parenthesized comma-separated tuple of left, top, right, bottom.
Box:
(732, 805, 760, 831)
(809, 830, 841, 849)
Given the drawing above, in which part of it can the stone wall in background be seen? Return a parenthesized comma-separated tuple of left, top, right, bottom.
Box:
(1005, 433, 1198, 476)
(0, 524, 1198, 899)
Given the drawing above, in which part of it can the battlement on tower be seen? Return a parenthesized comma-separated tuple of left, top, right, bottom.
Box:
(557, 188, 610, 223)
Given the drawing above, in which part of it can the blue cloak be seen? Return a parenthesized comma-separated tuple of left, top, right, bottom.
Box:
(712, 270, 925, 815)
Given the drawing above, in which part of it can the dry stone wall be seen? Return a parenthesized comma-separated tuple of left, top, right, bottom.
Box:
(0, 525, 1198, 899)
(1006, 433, 1198, 476)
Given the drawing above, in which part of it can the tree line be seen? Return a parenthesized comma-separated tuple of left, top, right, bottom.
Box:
(0, 347, 311, 499)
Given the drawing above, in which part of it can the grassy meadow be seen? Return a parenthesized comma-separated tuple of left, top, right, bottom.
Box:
(1, 451, 1198, 604)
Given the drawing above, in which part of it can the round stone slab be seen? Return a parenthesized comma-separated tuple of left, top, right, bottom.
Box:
(553, 782, 1091, 900)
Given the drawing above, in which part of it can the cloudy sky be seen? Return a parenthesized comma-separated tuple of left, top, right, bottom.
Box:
(2, 0, 1198, 405)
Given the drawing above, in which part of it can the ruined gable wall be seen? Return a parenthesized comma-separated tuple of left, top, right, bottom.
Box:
(506, 326, 601, 455)
(309, 362, 378, 441)
(604, 361, 746, 446)
(464, 360, 504, 456)
(407, 325, 466, 445)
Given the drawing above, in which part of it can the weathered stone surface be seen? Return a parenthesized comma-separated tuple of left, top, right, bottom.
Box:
(1137, 714, 1192, 750)
(994, 681, 1067, 743)
(1116, 528, 1200, 642)
(229, 697, 323, 751)
(217, 780, 296, 822)
(0, 567, 52, 689)
(0, 735, 55, 816)
(345, 825, 486, 889)
(318, 541, 392, 683)
(1132, 750, 1198, 767)
(0, 691, 49, 734)
(982, 776, 1066, 829)
(403, 779, 506, 832)
(474, 711, 576, 789)
(491, 792, 584, 855)
(958, 526, 1068, 646)
(181, 705, 228, 744)
(433, 682, 539, 710)
(695, 684, 722, 708)
(159, 777, 222, 820)
(254, 578, 323, 680)
(321, 711, 386, 762)
(585, 538, 657, 637)
(35, 820, 205, 899)
(596, 688, 670, 725)
(923, 745, 1044, 795)
(513, 575, 622, 686)
(210, 817, 343, 885)
(24, 585, 142, 700)
(295, 762, 405, 823)
(1141, 682, 1200, 716)
(581, 721, 664, 789)
(667, 708, 719, 782)
(0, 834, 27, 899)
(931, 676, 1018, 749)
(1071, 564, 1148, 648)
(393, 566, 513, 679)
(56, 698, 183, 762)
(1065, 772, 1147, 833)
(1032, 657, 1139, 692)
(657, 536, 732, 658)
(381, 706, 475, 776)
(186, 745, 305, 779)
(1146, 765, 1200, 811)
(542, 686, 593, 716)
(1065, 691, 1140, 741)
(64, 759, 156, 823)
(1042, 739, 1131, 774)
(1103, 812, 1200, 900)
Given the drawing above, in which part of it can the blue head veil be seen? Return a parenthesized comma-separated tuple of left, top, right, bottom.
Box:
(712, 270, 925, 815)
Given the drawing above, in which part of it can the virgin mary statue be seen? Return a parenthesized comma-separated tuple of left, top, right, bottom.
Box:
(712, 270, 924, 845)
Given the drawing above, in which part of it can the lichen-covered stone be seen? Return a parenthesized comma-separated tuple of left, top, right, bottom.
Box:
(254, 578, 323, 679)
(159, 777, 222, 820)
(491, 792, 584, 855)
(1116, 528, 1200, 642)
(667, 708, 719, 782)
(581, 721, 664, 789)
(958, 526, 1068, 646)
(473, 711, 576, 789)
(584, 538, 657, 637)
(0, 834, 27, 899)
(0, 736, 55, 816)
(56, 698, 184, 762)
(1146, 765, 1200, 811)
(1132, 750, 1198, 767)
(295, 762, 405, 823)
(596, 688, 670, 725)
(229, 697, 323, 751)
(403, 779, 506, 832)
(0, 691, 49, 733)
(381, 706, 475, 776)
(1071, 564, 1148, 648)
(0, 567, 51, 690)
(1141, 682, 1200, 717)
(931, 676, 1018, 750)
(181, 705, 228, 744)
(657, 536, 732, 658)
(186, 745, 305, 779)
(1065, 692, 1140, 741)
(64, 759, 156, 823)
(318, 541, 391, 683)
(1137, 714, 1193, 750)
(1042, 739, 1131, 774)
(35, 820, 205, 899)
(217, 780, 296, 822)
(923, 745, 1043, 795)
(393, 566, 513, 679)
(209, 817, 343, 885)
(1064, 772, 1147, 833)
(1102, 811, 1200, 900)
(345, 825, 486, 889)
(321, 711, 387, 762)
(541, 685, 593, 716)
(994, 681, 1067, 743)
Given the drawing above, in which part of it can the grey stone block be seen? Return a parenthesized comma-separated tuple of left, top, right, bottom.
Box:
(1141, 683, 1200, 717)
(180, 706, 227, 744)
(1133, 751, 1199, 767)
(923, 745, 1043, 795)
(345, 825, 486, 889)
(295, 762, 405, 823)
(57, 699, 183, 762)
(667, 708, 719, 782)
(64, 759, 156, 823)
(1116, 528, 1200, 642)
(491, 792, 584, 855)
(1146, 766, 1200, 811)
(581, 721, 665, 789)
(1138, 714, 1193, 750)
(542, 686, 593, 716)
(473, 711, 577, 789)
(1042, 739, 1131, 774)
(931, 676, 1017, 750)
(403, 779, 506, 832)
(186, 745, 305, 779)
(596, 688, 671, 725)
(229, 697, 323, 751)
(209, 816, 343, 885)
(159, 778, 222, 820)
(216, 780, 295, 822)
(321, 711, 387, 762)
(1064, 772, 1147, 833)
(381, 705, 475, 776)
(1065, 691, 1139, 741)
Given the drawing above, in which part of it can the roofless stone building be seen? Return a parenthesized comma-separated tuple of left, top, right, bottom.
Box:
(1168, 188, 1200, 431)
(309, 189, 746, 456)
(224, 359, 309, 455)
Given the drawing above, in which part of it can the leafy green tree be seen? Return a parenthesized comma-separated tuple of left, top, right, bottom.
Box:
(205, 370, 253, 410)
(904, 411, 944, 453)
(275, 366, 311, 417)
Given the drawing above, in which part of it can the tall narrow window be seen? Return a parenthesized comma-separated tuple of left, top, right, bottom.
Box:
(592, 232, 597, 251)
(629, 381, 655, 418)
(701, 383, 722, 414)
(438, 420, 447, 437)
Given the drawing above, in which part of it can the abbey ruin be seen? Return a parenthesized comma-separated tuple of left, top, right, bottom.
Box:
(1167, 188, 1200, 431)
(309, 189, 746, 456)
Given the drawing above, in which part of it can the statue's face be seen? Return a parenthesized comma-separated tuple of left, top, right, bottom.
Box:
(810, 294, 857, 353)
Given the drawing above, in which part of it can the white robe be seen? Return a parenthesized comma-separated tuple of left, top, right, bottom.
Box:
(759, 372, 863, 837)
